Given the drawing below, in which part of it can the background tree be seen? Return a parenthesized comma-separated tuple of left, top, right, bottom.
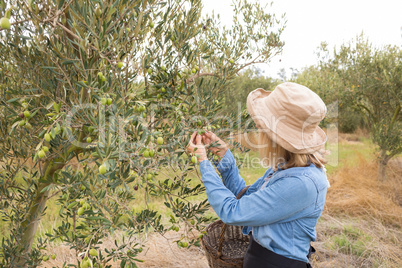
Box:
(295, 59, 365, 133)
(220, 67, 280, 115)
(296, 36, 401, 180)
(0, 0, 285, 267)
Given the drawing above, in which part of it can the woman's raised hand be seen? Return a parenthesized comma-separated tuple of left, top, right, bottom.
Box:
(201, 130, 228, 158)
(186, 132, 208, 162)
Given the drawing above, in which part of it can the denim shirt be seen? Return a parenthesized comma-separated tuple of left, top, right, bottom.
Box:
(199, 150, 328, 263)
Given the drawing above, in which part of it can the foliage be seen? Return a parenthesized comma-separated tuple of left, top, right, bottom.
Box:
(295, 63, 365, 133)
(0, 0, 285, 267)
(296, 36, 401, 178)
(337, 106, 365, 133)
(220, 68, 280, 115)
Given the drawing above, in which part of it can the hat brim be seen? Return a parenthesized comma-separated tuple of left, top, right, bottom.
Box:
(247, 88, 327, 154)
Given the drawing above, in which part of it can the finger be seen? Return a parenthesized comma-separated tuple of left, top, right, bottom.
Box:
(187, 133, 197, 149)
(187, 140, 196, 148)
(189, 131, 197, 144)
(196, 134, 202, 145)
(204, 130, 213, 138)
(201, 131, 208, 138)
(208, 131, 218, 141)
(190, 131, 197, 140)
(186, 143, 194, 152)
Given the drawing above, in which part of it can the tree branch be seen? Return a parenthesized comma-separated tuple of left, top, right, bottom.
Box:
(186, 72, 219, 83)
(389, 105, 400, 129)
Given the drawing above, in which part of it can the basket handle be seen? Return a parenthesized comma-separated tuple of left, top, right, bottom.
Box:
(217, 185, 250, 258)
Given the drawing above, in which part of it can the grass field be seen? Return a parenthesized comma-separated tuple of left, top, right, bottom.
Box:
(2, 132, 401, 267)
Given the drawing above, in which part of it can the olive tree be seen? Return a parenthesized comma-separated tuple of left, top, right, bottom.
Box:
(220, 68, 280, 115)
(0, 0, 285, 267)
(297, 36, 401, 180)
(295, 59, 365, 133)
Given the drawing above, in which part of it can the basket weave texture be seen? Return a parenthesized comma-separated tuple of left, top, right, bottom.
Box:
(202, 220, 249, 268)
(202, 186, 250, 268)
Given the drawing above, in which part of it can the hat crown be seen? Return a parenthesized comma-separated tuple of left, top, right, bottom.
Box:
(270, 82, 326, 124)
(246, 82, 327, 154)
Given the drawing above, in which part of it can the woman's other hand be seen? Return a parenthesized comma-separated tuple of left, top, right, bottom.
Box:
(201, 130, 228, 158)
(186, 132, 208, 162)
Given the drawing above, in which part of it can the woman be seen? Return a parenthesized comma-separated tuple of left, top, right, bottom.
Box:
(187, 82, 329, 268)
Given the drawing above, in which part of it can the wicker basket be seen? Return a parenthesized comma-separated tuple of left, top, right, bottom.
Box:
(202, 186, 250, 268)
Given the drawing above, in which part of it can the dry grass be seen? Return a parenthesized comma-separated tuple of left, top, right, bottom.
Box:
(41, 230, 208, 268)
(311, 214, 402, 267)
(136, 231, 208, 268)
(325, 156, 402, 225)
(312, 156, 402, 267)
(337, 128, 370, 143)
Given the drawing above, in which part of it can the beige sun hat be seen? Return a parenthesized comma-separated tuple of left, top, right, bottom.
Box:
(246, 82, 327, 154)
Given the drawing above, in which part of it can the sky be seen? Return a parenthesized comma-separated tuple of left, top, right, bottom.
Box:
(201, 0, 402, 79)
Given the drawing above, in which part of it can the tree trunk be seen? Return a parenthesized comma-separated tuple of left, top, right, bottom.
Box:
(377, 161, 387, 181)
(14, 183, 50, 266)
(12, 143, 79, 265)
(377, 149, 390, 181)
(13, 152, 71, 266)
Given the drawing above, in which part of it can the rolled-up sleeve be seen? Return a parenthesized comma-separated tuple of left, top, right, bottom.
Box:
(199, 159, 316, 227)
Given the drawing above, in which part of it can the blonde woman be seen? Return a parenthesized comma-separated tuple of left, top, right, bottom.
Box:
(187, 82, 329, 268)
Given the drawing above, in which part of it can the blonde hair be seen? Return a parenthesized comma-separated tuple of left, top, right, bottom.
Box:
(258, 132, 326, 171)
